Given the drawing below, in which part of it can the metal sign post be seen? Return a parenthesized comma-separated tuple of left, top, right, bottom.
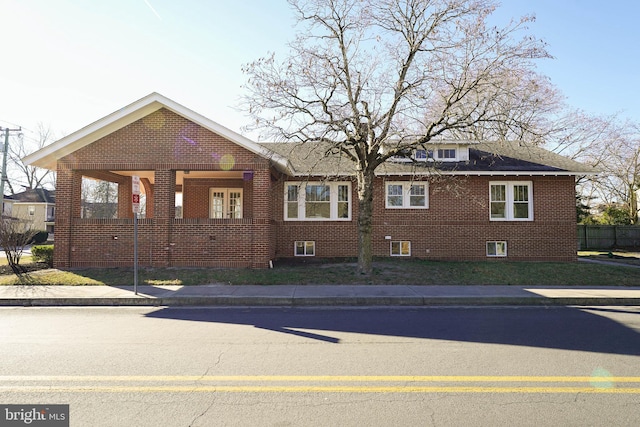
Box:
(132, 176, 140, 295)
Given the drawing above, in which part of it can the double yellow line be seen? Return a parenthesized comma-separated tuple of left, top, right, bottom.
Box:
(1, 375, 639, 394)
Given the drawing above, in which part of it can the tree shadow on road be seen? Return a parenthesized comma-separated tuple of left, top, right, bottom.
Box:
(145, 306, 640, 356)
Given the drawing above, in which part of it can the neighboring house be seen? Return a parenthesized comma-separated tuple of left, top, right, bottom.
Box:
(2, 188, 55, 237)
(23, 93, 596, 269)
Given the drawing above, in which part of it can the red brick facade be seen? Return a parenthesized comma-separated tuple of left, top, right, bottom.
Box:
(272, 175, 577, 262)
(52, 107, 578, 269)
(54, 109, 275, 268)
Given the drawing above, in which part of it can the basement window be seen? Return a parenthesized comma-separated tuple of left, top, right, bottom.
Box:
(295, 241, 315, 256)
(486, 241, 507, 257)
(390, 241, 411, 256)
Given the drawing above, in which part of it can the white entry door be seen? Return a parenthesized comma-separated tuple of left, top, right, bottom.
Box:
(209, 188, 243, 219)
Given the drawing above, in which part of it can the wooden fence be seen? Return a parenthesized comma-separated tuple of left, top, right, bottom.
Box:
(577, 225, 640, 249)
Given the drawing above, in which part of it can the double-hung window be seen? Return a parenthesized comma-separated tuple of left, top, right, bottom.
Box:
(385, 182, 428, 209)
(285, 182, 351, 220)
(489, 181, 533, 221)
(210, 188, 243, 219)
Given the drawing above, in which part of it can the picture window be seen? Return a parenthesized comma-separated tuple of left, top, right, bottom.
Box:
(285, 182, 351, 221)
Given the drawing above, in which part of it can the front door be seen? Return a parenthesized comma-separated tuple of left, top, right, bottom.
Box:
(209, 188, 243, 219)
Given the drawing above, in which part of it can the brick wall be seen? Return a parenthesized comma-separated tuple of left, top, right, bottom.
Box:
(182, 178, 250, 219)
(54, 108, 273, 268)
(53, 107, 577, 267)
(273, 175, 577, 262)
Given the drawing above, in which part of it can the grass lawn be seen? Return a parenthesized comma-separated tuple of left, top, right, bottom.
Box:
(0, 254, 638, 286)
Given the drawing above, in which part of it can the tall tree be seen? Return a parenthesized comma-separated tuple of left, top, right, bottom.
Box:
(546, 112, 640, 224)
(6, 123, 56, 194)
(242, 0, 551, 274)
(82, 178, 118, 219)
(589, 120, 640, 224)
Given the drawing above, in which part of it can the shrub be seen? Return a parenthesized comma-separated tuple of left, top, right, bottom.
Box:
(29, 231, 49, 244)
(32, 245, 54, 267)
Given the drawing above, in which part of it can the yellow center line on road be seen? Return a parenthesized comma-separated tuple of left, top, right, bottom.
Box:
(1, 375, 639, 383)
(1, 385, 639, 394)
(0, 375, 639, 394)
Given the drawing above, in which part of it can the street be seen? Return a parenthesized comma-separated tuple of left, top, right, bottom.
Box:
(1, 306, 639, 426)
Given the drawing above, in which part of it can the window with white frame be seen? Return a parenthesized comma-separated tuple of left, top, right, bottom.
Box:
(487, 241, 507, 257)
(413, 149, 434, 161)
(295, 241, 315, 256)
(391, 241, 411, 256)
(385, 182, 428, 209)
(28, 206, 35, 216)
(437, 148, 457, 160)
(489, 181, 533, 221)
(285, 182, 351, 220)
(209, 188, 243, 219)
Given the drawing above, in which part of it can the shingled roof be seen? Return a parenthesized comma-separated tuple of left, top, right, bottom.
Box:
(260, 140, 597, 177)
(4, 188, 56, 203)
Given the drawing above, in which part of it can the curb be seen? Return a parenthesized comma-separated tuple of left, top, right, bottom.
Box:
(2, 297, 640, 307)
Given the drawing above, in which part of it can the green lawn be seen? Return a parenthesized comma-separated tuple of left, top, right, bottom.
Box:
(0, 255, 638, 286)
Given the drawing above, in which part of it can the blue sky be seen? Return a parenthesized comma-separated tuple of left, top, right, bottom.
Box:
(1, 0, 638, 144)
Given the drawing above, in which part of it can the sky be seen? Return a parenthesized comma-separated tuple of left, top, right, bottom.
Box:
(1, 0, 639, 147)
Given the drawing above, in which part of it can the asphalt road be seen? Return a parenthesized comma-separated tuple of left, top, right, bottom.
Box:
(1, 306, 639, 426)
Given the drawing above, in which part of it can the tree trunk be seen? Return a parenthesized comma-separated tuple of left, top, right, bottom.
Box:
(629, 185, 638, 225)
(356, 170, 375, 276)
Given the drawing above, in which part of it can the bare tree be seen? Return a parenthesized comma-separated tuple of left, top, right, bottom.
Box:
(0, 216, 38, 278)
(6, 123, 56, 194)
(447, 70, 564, 144)
(589, 120, 640, 224)
(242, 0, 551, 274)
(543, 111, 639, 224)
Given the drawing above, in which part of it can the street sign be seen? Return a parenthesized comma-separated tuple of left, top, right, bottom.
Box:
(131, 175, 141, 294)
(132, 175, 140, 214)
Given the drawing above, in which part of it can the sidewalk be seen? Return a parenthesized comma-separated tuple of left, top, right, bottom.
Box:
(2, 284, 640, 307)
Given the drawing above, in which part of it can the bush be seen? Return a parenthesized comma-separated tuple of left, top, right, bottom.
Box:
(29, 231, 49, 244)
(31, 245, 54, 267)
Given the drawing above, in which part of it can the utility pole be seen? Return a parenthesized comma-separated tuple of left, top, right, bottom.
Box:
(0, 126, 22, 213)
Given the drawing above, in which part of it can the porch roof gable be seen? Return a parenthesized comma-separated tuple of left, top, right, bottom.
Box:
(22, 92, 292, 173)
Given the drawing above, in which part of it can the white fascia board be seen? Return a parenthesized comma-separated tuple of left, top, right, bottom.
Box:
(375, 170, 597, 177)
(23, 93, 167, 170)
(23, 92, 293, 174)
(289, 172, 355, 178)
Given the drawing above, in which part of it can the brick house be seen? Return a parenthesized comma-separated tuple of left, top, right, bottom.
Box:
(24, 93, 595, 268)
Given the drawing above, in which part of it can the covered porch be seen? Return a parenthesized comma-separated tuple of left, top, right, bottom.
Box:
(54, 166, 274, 269)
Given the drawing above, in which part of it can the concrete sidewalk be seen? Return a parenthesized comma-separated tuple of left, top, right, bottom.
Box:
(1, 284, 640, 307)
